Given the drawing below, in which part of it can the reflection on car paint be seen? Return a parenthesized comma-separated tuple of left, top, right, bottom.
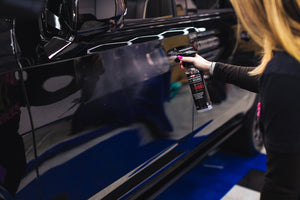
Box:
(87, 27, 206, 54)
(0, 1, 260, 198)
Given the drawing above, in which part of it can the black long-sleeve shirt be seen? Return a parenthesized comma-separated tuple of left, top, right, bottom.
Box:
(214, 51, 300, 153)
(213, 63, 260, 93)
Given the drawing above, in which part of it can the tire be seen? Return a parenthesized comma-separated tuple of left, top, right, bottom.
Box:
(224, 96, 263, 155)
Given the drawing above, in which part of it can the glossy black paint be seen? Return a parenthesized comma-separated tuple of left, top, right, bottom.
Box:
(0, 1, 258, 199)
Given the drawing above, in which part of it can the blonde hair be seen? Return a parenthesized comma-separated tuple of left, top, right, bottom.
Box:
(230, 0, 300, 75)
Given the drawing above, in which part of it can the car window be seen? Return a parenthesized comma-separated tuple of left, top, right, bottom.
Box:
(175, 0, 232, 16)
(125, 0, 174, 19)
(125, 0, 232, 19)
(192, 0, 232, 9)
(175, 0, 196, 16)
(79, 0, 115, 19)
(77, 0, 126, 33)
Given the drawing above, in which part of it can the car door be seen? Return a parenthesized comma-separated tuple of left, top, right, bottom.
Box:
(15, 0, 258, 199)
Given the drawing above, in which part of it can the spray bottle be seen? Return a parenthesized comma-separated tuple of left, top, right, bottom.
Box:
(177, 50, 212, 112)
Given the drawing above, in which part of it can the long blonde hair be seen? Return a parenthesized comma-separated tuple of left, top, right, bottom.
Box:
(230, 0, 300, 75)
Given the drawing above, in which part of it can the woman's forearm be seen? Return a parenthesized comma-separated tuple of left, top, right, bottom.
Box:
(213, 62, 260, 93)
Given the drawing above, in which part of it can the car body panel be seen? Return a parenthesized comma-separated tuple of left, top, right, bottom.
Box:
(0, 1, 258, 199)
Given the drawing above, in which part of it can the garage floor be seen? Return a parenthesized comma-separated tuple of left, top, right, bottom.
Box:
(16, 130, 266, 200)
(156, 149, 267, 200)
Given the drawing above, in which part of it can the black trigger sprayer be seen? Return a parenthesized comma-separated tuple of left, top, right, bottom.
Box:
(176, 50, 212, 112)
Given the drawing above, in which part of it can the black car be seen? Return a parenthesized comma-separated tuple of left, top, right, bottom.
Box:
(0, 0, 262, 199)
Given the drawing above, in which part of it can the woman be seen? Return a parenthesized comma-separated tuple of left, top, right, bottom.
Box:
(178, 0, 300, 199)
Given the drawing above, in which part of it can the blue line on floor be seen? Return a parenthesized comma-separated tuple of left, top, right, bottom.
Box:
(156, 150, 267, 200)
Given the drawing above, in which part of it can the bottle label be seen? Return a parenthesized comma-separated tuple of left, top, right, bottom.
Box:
(187, 73, 205, 97)
(186, 71, 212, 111)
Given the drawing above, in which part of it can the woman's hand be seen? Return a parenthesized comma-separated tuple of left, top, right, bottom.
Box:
(177, 54, 212, 71)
